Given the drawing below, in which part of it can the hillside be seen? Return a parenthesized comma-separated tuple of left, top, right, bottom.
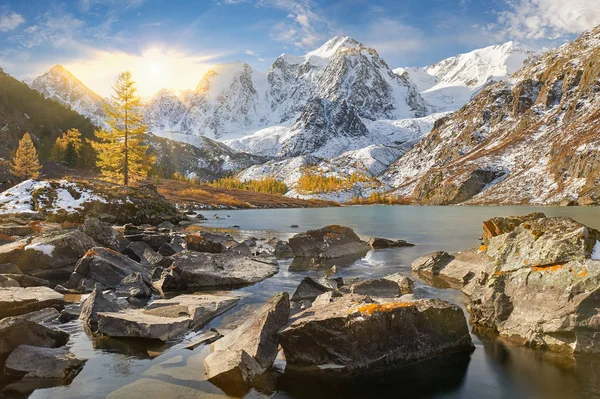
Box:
(384, 25, 600, 205)
(0, 68, 96, 158)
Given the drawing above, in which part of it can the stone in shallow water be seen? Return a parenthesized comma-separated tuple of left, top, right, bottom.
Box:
(289, 225, 371, 259)
(79, 286, 120, 325)
(0, 286, 64, 319)
(204, 292, 290, 396)
(291, 277, 331, 302)
(0, 317, 69, 355)
(97, 293, 239, 341)
(278, 295, 473, 376)
(5, 345, 86, 380)
(367, 237, 414, 249)
(172, 251, 279, 289)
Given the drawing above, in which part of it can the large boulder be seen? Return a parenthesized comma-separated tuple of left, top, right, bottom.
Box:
(278, 295, 473, 376)
(185, 234, 225, 253)
(0, 317, 69, 355)
(63, 247, 152, 294)
(123, 241, 171, 268)
(97, 293, 239, 341)
(204, 292, 290, 396)
(83, 217, 130, 252)
(0, 230, 96, 277)
(171, 252, 279, 289)
(350, 277, 414, 298)
(291, 277, 332, 302)
(462, 216, 600, 354)
(288, 225, 370, 260)
(481, 212, 545, 244)
(79, 286, 120, 325)
(0, 287, 64, 319)
(5, 345, 86, 380)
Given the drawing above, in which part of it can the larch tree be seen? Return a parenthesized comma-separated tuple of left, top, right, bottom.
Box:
(51, 128, 82, 166)
(11, 132, 42, 180)
(92, 71, 155, 185)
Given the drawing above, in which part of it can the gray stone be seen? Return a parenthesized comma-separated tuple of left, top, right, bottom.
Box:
(204, 292, 290, 396)
(0, 263, 22, 274)
(79, 286, 120, 325)
(172, 252, 279, 289)
(291, 277, 331, 302)
(115, 272, 152, 299)
(289, 225, 370, 259)
(97, 293, 239, 341)
(0, 287, 64, 319)
(83, 217, 130, 252)
(0, 317, 69, 355)
(367, 237, 414, 249)
(4, 274, 49, 287)
(5, 345, 86, 380)
(350, 277, 412, 298)
(185, 234, 225, 253)
(0, 274, 20, 287)
(278, 295, 473, 376)
(13, 308, 60, 324)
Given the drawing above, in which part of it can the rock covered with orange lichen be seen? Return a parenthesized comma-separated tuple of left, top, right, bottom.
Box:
(278, 294, 473, 375)
(459, 215, 600, 354)
(288, 225, 371, 259)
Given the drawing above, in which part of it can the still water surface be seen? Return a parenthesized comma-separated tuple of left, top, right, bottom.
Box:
(26, 206, 600, 398)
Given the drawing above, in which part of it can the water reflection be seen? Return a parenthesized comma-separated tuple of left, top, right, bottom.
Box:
(22, 206, 600, 398)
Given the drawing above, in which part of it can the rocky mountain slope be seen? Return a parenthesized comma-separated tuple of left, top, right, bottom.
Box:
(29, 65, 106, 128)
(0, 67, 96, 159)
(395, 41, 538, 112)
(384, 25, 600, 205)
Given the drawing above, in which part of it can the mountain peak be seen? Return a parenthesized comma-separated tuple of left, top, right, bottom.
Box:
(48, 64, 70, 75)
(306, 36, 362, 59)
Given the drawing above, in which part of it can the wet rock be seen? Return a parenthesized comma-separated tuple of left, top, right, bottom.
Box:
(14, 308, 60, 324)
(97, 293, 239, 341)
(83, 217, 130, 252)
(204, 292, 290, 396)
(278, 295, 473, 375)
(413, 250, 494, 286)
(0, 317, 69, 355)
(0, 287, 64, 319)
(228, 242, 253, 256)
(269, 238, 294, 258)
(123, 241, 171, 268)
(384, 273, 415, 295)
(411, 251, 455, 275)
(291, 277, 332, 302)
(59, 305, 81, 323)
(367, 237, 415, 249)
(185, 234, 225, 253)
(79, 286, 120, 325)
(289, 225, 370, 260)
(172, 252, 279, 289)
(63, 247, 152, 293)
(0, 230, 96, 275)
(5, 345, 86, 380)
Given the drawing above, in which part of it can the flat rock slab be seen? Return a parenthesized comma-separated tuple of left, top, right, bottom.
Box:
(278, 295, 473, 376)
(0, 287, 64, 319)
(173, 252, 279, 289)
(412, 250, 494, 287)
(97, 293, 240, 341)
(5, 345, 86, 380)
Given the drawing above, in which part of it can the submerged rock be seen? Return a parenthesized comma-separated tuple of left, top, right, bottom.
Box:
(0, 317, 69, 355)
(367, 237, 414, 249)
(97, 294, 239, 341)
(289, 225, 370, 259)
(278, 295, 473, 375)
(291, 277, 332, 302)
(204, 292, 290, 396)
(172, 252, 279, 289)
(0, 287, 64, 319)
(5, 345, 86, 380)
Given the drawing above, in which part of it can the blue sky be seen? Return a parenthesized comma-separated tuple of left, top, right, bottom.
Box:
(0, 0, 598, 97)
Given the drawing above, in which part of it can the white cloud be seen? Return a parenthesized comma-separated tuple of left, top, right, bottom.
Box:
(364, 18, 426, 54)
(245, 49, 265, 61)
(258, 0, 333, 49)
(17, 12, 85, 48)
(497, 0, 600, 40)
(79, 0, 146, 13)
(0, 11, 25, 32)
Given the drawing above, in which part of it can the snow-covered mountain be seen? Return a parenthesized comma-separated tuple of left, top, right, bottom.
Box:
(383, 26, 600, 205)
(29, 65, 107, 128)
(395, 41, 539, 112)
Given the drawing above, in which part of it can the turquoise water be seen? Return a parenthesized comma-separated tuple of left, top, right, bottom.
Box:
(25, 206, 600, 398)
